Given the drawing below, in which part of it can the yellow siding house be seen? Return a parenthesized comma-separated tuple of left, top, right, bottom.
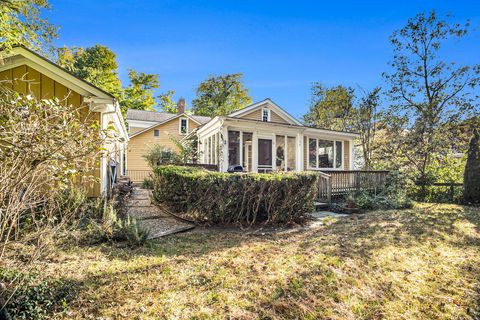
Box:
(0, 46, 129, 197)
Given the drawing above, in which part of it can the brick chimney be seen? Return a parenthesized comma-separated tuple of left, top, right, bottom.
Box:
(177, 98, 185, 114)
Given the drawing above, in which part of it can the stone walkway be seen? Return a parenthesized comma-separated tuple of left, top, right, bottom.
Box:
(127, 188, 194, 239)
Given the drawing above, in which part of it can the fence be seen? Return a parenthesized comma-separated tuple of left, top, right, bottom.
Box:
(316, 170, 389, 203)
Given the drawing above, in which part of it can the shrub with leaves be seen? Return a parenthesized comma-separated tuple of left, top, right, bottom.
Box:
(0, 269, 77, 320)
(354, 171, 413, 210)
(142, 144, 180, 168)
(464, 129, 480, 204)
(152, 165, 317, 225)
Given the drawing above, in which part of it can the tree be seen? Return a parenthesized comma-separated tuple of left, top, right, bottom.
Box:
(192, 73, 252, 117)
(464, 129, 480, 204)
(56, 45, 123, 98)
(352, 87, 382, 169)
(120, 69, 159, 113)
(383, 11, 480, 188)
(158, 90, 178, 113)
(303, 83, 355, 131)
(0, 0, 57, 55)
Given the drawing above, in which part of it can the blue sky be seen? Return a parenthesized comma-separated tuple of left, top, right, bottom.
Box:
(50, 0, 480, 118)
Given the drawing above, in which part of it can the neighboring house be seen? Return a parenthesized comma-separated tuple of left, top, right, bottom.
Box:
(126, 98, 211, 179)
(125, 98, 358, 180)
(0, 45, 128, 197)
(196, 99, 358, 172)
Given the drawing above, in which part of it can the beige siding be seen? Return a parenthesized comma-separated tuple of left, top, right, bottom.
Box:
(0, 64, 102, 197)
(238, 104, 290, 124)
(127, 118, 199, 171)
(129, 127, 144, 134)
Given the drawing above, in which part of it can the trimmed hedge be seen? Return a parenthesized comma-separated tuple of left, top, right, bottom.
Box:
(152, 165, 318, 225)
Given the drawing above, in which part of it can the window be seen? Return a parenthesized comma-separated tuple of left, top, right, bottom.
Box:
(308, 138, 343, 169)
(154, 129, 160, 137)
(228, 131, 241, 166)
(179, 118, 188, 134)
(262, 108, 270, 122)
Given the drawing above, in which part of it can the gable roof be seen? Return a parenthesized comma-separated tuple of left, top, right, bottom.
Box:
(126, 109, 211, 125)
(129, 112, 211, 138)
(228, 98, 302, 125)
(0, 45, 115, 100)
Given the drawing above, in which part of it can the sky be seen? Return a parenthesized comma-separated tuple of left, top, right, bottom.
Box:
(49, 0, 480, 119)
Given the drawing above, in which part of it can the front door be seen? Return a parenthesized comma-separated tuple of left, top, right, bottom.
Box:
(257, 138, 273, 173)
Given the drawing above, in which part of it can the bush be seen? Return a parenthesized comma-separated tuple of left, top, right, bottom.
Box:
(0, 269, 77, 320)
(81, 200, 150, 247)
(142, 177, 154, 189)
(143, 145, 180, 168)
(354, 171, 413, 211)
(152, 165, 318, 225)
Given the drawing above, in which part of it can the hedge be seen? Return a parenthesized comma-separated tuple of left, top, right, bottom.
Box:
(152, 165, 318, 225)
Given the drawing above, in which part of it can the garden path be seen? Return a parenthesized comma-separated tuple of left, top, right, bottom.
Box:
(127, 188, 194, 239)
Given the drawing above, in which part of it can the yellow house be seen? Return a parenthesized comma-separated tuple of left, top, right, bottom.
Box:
(125, 99, 211, 181)
(0, 45, 129, 197)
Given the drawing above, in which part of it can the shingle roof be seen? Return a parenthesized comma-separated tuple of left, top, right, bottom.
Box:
(126, 109, 211, 125)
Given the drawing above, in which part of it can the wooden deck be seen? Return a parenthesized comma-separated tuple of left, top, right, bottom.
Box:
(316, 170, 389, 203)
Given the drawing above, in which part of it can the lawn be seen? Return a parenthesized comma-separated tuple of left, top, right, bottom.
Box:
(6, 203, 480, 319)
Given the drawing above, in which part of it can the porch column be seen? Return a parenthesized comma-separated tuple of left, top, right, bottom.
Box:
(350, 139, 355, 170)
(296, 133, 304, 171)
(220, 126, 229, 172)
(252, 132, 258, 172)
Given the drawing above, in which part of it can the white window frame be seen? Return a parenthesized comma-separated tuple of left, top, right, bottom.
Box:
(261, 108, 271, 122)
(307, 137, 344, 170)
(179, 117, 188, 135)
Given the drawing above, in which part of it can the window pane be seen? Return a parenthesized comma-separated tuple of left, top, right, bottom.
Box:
(287, 136, 296, 171)
(276, 135, 285, 171)
(335, 141, 342, 168)
(308, 138, 317, 168)
(318, 140, 334, 168)
(242, 132, 253, 172)
(228, 131, 240, 166)
(180, 119, 187, 134)
(262, 109, 269, 122)
(154, 129, 159, 137)
(258, 139, 272, 166)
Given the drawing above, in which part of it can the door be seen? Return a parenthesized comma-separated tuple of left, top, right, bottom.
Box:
(257, 138, 273, 173)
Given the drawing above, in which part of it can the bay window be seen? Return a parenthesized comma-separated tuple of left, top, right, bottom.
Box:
(308, 138, 343, 169)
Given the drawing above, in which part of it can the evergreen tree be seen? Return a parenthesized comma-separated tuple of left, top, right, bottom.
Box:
(463, 129, 480, 204)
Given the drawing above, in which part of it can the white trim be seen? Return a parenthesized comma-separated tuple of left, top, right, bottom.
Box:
(229, 98, 302, 125)
(306, 137, 344, 170)
(179, 117, 188, 135)
(261, 108, 271, 122)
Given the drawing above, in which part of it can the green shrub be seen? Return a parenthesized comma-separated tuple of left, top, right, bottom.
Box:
(142, 177, 154, 189)
(354, 171, 413, 210)
(0, 269, 77, 320)
(151, 165, 317, 225)
(143, 145, 180, 168)
(81, 202, 150, 247)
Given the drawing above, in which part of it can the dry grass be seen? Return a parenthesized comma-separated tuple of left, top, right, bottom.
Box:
(6, 203, 480, 319)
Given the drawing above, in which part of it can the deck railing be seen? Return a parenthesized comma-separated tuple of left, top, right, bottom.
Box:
(316, 170, 389, 202)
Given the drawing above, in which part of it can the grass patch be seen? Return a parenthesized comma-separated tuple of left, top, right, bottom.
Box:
(3, 204, 480, 319)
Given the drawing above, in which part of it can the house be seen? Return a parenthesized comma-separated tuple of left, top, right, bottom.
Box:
(126, 99, 211, 181)
(196, 99, 358, 173)
(125, 98, 358, 180)
(0, 45, 128, 197)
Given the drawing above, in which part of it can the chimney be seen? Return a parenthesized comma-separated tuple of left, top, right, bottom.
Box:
(177, 98, 185, 114)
